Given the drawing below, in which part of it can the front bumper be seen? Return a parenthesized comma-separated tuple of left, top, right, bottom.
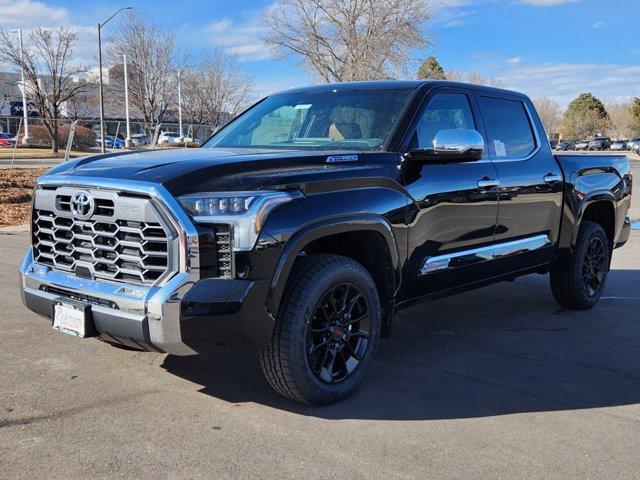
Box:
(20, 248, 273, 354)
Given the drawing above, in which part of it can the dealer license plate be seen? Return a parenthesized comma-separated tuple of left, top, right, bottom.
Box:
(53, 303, 89, 338)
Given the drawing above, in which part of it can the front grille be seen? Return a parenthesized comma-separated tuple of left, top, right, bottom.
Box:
(31, 186, 177, 286)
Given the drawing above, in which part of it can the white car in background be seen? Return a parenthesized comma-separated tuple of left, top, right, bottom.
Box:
(157, 132, 183, 144)
(130, 133, 150, 146)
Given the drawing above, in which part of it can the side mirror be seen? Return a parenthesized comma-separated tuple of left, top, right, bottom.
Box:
(406, 129, 485, 163)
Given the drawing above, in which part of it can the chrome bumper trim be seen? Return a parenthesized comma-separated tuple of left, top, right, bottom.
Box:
(20, 176, 202, 355)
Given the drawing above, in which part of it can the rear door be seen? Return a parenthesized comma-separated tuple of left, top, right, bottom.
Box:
(475, 93, 563, 274)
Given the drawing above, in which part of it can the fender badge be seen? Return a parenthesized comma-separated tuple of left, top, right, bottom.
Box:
(326, 155, 359, 163)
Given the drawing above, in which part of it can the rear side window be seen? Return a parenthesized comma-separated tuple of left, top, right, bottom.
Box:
(479, 96, 536, 158)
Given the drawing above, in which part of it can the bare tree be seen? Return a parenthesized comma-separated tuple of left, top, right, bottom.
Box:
(533, 97, 563, 138)
(181, 50, 253, 128)
(0, 28, 89, 153)
(0, 72, 11, 116)
(106, 12, 185, 132)
(466, 71, 505, 88)
(263, 0, 435, 82)
(604, 101, 633, 139)
(444, 70, 463, 82)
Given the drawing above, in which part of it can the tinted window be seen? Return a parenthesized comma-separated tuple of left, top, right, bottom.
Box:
(410, 93, 476, 149)
(479, 96, 536, 158)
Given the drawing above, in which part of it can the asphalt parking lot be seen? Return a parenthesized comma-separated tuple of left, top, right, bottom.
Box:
(1, 155, 639, 479)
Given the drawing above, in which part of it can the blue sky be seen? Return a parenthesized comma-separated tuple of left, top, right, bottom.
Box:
(1, 0, 638, 106)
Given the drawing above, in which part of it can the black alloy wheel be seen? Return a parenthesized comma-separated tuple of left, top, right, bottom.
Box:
(307, 283, 371, 384)
(259, 254, 381, 405)
(550, 221, 610, 310)
(582, 236, 607, 298)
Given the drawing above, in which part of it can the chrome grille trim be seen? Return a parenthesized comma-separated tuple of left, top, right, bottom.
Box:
(32, 185, 180, 286)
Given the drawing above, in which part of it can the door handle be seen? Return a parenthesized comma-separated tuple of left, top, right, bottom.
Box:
(477, 178, 501, 189)
(543, 173, 563, 184)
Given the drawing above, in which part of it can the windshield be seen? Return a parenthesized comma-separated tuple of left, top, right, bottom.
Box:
(203, 89, 413, 151)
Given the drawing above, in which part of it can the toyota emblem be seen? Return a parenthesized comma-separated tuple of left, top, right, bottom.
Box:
(70, 191, 95, 220)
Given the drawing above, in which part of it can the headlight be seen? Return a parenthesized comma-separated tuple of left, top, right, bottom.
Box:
(178, 191, 301, 251)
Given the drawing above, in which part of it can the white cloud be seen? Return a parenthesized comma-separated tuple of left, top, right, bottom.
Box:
(507, 57, 523, 66)
(0, 0, 96, 66)
(206, 18, 271, 61)
(592, 21, 604, 28)
(497, 63, 640, 106)
(0, 0, 69, 27)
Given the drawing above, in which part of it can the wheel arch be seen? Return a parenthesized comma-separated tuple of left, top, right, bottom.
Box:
(266, 215, 401, 328)
(573, 192, 616, 249)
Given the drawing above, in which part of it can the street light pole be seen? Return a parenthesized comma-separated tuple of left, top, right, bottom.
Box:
(98, 23, 105, 154)
(123, 54, 131, 147)
(11, 29, 29, 144)
(177, 76, 183, 139)
(97, 6, 132, 155)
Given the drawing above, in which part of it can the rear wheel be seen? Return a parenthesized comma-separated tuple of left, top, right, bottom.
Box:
(259, 254, 381, 405)
(550, 221, 610, 310)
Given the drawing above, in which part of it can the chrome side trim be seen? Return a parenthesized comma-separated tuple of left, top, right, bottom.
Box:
(420, 234, 551, 275)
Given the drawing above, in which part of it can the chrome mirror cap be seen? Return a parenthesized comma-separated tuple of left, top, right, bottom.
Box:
(433, 129, 485, 159)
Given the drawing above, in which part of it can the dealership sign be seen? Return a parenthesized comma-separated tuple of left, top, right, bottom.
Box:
(10, 101, 38, 117)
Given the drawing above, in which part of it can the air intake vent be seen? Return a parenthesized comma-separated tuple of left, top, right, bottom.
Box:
(213, 225, 233, 278)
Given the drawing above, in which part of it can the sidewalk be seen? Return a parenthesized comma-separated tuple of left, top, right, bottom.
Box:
(0, 158, 63, 168)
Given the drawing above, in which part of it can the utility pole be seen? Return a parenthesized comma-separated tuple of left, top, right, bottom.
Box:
(97, 6, 132, 154)
(123, 54, 131, 148)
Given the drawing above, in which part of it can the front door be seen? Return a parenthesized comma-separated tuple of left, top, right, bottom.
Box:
(398, 88, 500, 302)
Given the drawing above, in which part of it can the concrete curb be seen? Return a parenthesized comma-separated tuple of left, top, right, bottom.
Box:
(0, 224, 29, 234)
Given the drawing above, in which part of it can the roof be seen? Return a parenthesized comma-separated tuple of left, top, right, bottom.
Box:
(271, 80, 526, 98)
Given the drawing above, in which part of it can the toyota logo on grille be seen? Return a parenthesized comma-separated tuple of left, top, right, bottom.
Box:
(70, 191, 95, 220)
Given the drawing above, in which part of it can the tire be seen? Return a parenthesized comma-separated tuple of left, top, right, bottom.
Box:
(259, 254, 381, 405)
(550, 221, 610, 310)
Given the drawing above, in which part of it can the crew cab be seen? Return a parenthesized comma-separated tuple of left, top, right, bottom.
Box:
(19, 81, 633, 405)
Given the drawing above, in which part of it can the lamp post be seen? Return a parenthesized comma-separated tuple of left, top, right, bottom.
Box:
(98, 6, 132, 154)
(177, 76, 183, 140)
(123, 54, 131, 148)
(10, 29, 29, 144)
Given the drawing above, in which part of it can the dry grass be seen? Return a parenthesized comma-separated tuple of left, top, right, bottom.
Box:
(0, 147, 92, 160)
(0, 168, 48, 227)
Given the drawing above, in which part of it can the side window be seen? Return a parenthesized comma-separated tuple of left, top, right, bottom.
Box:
(410, 93, 476, 149)
(479, 96, 536, 158)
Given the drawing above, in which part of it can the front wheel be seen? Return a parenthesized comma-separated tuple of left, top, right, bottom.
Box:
(259, 254, 381, 405)
(550, 221, 610, 310)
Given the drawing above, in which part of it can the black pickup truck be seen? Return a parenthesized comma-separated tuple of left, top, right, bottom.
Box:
(20, 81, 632, 405)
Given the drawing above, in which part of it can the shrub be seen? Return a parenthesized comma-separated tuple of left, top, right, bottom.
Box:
(18, 124, 50, 148)
(165, 141, 201, 148)
(59, 124, 95, 150)
(18, 123, 96, 150)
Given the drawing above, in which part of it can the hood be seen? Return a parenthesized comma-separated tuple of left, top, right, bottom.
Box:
(44, 148, 401, 196)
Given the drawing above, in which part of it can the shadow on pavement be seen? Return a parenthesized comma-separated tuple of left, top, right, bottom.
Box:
(161, 269, 640, 420)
